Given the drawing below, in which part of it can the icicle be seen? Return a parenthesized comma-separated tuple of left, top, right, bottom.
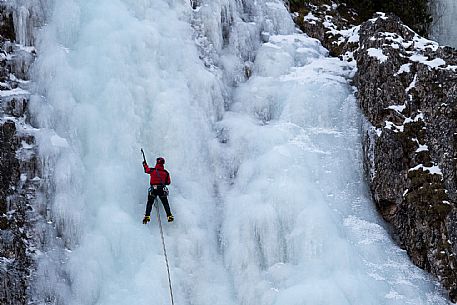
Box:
(11, 0, 49, 46)
(14, 5, 30, 46)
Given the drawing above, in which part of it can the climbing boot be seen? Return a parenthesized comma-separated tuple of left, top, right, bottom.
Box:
(167, 215, 174, 222)
(143, 215, 151, 224)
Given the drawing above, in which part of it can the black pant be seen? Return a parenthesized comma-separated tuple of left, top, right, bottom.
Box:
(145, 186, 172, 217)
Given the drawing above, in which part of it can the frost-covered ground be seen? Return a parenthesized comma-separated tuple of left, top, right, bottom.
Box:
(27, 0, 450, 305)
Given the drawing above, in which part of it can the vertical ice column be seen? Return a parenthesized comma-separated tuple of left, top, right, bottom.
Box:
(11, 0, 48, 46)
(14, 5, 29, 45)
(430, 0, 457, 48)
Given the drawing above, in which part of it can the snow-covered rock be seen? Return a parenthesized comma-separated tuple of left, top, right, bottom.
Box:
(355, 13, 457, 302)
(292, 1, 457, 301)
(0, 3, 41, 305)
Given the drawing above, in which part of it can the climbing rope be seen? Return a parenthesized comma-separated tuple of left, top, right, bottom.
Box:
(155, 203, 175, 305)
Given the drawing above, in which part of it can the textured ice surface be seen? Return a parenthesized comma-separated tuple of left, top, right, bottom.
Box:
(30, 0, 450, 305)
(4, 0, 49, 46)
(430, 0, 457, 48)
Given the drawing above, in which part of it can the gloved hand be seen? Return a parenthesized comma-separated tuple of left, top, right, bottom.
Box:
(142, 161, 147, 166)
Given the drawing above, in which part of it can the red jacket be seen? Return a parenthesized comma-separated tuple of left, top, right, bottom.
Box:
(144, 162, 171, 185)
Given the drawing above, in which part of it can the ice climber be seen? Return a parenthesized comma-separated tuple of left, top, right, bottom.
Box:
(142, 157, 174, 224)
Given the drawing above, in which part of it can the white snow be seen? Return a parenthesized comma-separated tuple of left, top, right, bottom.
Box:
(347, 26, 360, 43)
(388, 104, 406, 113)
(370, 24, 448, 72)
(409, 55, 446, 68)
(21, 140, 34, 149)
(320, 19, 359, 47)
(425, 58, 446, 68)
(406, 74, 417, 93)
(411, 34, 440, 52)
(369, 12, 388, 22)
(303, 12, 319, 22)
(367, 48, 388, 63)
(409, 164, 443, 176)
(0, 87, 29, 97)
(404, 113, 424, 124)
(409, 54, 428, 63)
(396, 63, 411, 75)
(29, 1, 450, 305)
(385, 121, 404, 133)
(416, 144, 429, 153)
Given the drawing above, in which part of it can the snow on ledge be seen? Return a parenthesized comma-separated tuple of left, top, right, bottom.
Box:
(395, 63, 411, 75)
(384, 121, 404, 132)
(0, 87, 30, 97)
(409, 55, 446, 68)
(416, 144, 428, 152)
(387, 104, 406, 113)
(304, 12, 319, 22)
(369, 12, 388, 22)
(409, 164, 443, 176)
(403, 112, 424, 124)
(367, 48, 388, 63)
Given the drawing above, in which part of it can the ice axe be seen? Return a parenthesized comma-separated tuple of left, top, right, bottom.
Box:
(141, 148, 147, 164)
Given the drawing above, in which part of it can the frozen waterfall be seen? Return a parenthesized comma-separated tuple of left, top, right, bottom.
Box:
(28, 0, 450, 305)
(430, 0, 457, 48)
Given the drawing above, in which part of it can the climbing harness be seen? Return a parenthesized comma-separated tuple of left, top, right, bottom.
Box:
(155, 202, 175, 305)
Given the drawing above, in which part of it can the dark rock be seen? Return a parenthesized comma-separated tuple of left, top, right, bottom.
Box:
(290, 0, 431, 37)
(0, 120, 20, 213)
(356, 14, 457, 302)
(0, 5, 15, 42)
(0, 119, 33, 305)
(290, 0, 359, 57)
(343, 0, 431, 36)
(0, 4, 40, 305)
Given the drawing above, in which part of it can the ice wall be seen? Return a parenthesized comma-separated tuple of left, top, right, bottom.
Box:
(430, 0, 457, 48)
(31, 1, 233, 304)
(216, 36, 449, 304)
(7, 0, 49, 46)
(30, 0, 451, 304)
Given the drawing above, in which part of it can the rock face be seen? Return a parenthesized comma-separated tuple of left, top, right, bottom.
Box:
(290, 0, 359, 57)
(291, 1, 457, 301)
(0, 4, 40, 305)
(355, 14, 457, 301)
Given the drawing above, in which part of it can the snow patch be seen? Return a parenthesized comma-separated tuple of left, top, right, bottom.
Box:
(387, 104, 406, 113)
(395, 63, 411, 75)
(416, 144, 428, 152)
(367, 48, 388, 63)
(303, 12, 319, 22)
(409, 164, 443, 176)
(0, 87, 30, 97)
(406, 74, 417, 93)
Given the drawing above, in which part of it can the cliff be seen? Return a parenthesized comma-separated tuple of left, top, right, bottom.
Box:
(356, 14, 457, 301)
(292, 0, 457, 301)
(0, 4, 40, 305)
